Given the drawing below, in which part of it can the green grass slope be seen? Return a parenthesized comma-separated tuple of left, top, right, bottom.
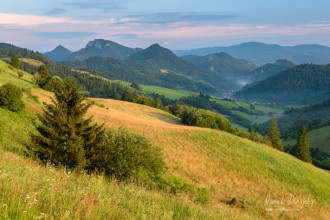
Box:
(0, 63, 329, 219)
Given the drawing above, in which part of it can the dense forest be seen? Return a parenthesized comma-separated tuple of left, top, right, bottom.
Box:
(234, 64, 330, 105)
(181, 52, 257, 79)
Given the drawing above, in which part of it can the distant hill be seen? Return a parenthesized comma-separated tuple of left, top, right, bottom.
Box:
(61, 56, 219, 94)
(253, 99, 330, 155)
(174, 42, 330, 65)
(67, 39, 142, 61)
(181, 52, 257, 79)
(128, 44, 240, 94)
(256, 99, 330, 133)
(43, 45, 72, 62)
(234, 64, 330, 105)
(0, 43, 20, 50)
(241, 59, 295, 83)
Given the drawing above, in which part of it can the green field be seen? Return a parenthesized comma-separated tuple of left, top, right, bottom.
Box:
(110, 79, 198, 99)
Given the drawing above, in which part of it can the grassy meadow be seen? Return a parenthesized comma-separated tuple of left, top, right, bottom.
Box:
(0, 61, 329, 219)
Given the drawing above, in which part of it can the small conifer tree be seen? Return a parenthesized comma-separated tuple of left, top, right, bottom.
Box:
(269, 116, 284, 151)
(37, 65, 51, 88)
(10, 54, 20, 69)
(295, 126, 312, 163)
(31, 78, 105, 170)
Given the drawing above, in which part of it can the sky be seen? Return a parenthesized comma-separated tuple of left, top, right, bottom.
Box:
(1, 0, 330, 52)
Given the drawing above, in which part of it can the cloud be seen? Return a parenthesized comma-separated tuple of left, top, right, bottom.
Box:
(125, 12, 237, 24)
(64, 0, 126, 10)
(45, 8, 67, 15)
(0, 13, 74, 27)
(1, 12, 330, 51)
(37, 32, 97, 39)
(111, 34, 140, 38)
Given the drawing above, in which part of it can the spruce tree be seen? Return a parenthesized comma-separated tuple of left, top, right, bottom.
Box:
(31, 78, 105, 170)
(295, 126, 312, 163)
(10, 54, 20, 69)
(269, 116, 284, 151)
(38, 65, 51, 88)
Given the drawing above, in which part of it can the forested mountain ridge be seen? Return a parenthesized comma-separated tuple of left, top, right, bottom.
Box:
(61, 56, 219, 94)
(174, 42, 330, 65)
(181, 52, 257, 79)
(54, 39, 142, 61)
(234, 64, 330, 105)
(242, 59, 295, 83)
(128, 43, 240, 93)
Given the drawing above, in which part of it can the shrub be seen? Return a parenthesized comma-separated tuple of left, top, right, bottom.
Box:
(88, 127, 166, 179)
(43, 76, 64, 93)
(196, 187, 210, 205)
(0, 83, 25, 112)
(181, 106, 232, 132)
(152, 175, 194, 194)
(18, 70, 24, 78)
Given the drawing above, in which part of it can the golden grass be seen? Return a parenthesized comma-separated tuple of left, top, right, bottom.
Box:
(81, 97, 330, 219)
(20, 58, 43, 66)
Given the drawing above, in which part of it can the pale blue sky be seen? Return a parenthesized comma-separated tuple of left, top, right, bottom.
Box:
(1, 0, 330, 51)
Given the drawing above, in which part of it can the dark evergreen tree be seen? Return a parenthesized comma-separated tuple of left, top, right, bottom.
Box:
(37, 64, 51, 88)
(10, 54, 20, 69)
(295, 126, 312, 163)
(269, 116, 284, 151)
(31, 78, 105, 170)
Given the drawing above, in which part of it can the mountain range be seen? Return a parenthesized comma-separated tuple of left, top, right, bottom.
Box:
(174, 42, 330, 65)
(181, 52, 257, 79)
(234, 64, 330, 105)
(61, 43, 240, 95)
(241, 59, 295, 84)
(44, 39, 142, 62)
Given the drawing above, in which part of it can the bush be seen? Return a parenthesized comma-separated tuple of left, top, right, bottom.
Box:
(181, 106, 232, 132)
(88, 127, 166, 179)
(0, 83, 25, 112)
(43, 76, 63, 93)
(18, 70, 24, 78)
(152, 175, 194, 194)
(196, 187, 210, 205)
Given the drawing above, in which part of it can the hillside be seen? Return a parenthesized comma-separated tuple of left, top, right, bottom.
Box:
(174, 42, 330, 65)
(128, 44, 240, 93)
(234, 64, 330, 106)
(181, 52, 257, 79)
(1, 60, 330, 219)
(242, 59, 295, 83)
(61, 56, 218, 94)
(66, 39, 142, 61)
(43, 45, 72, 62)
(254, 99, 330, 154)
